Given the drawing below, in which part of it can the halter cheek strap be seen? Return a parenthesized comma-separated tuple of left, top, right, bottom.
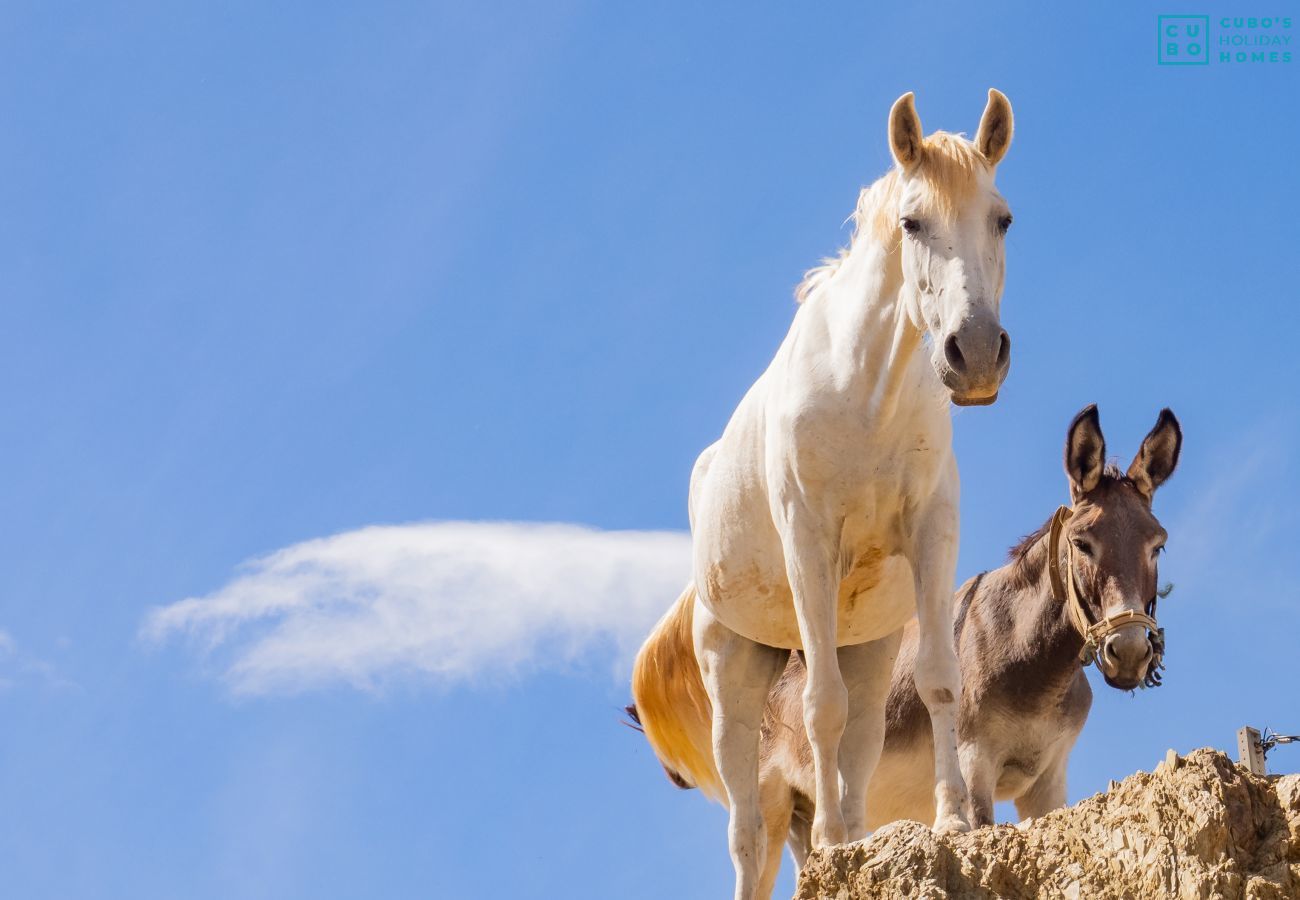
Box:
(1046, 505, 1166, 687)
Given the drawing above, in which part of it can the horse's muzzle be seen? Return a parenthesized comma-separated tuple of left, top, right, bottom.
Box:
(951, 390, 999, 407)
(938, 317, 1011, 404)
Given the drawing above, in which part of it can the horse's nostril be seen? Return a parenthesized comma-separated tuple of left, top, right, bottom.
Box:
(996, 330, 1011, 368)
(944, 334, 966, 374)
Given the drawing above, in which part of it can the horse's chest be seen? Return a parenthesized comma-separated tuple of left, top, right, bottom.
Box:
(839, 546, 889, 600)
(701, 538, 916, 649)
(827, 429, 947, 499)
(692, 396, 950, 649)
(835, 547, 915, 638)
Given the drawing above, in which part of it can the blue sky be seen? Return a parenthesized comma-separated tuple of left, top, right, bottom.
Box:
(1, 3, 1297, 898)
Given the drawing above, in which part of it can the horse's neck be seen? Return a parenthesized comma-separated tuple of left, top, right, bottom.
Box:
(800, 237, 925, 415)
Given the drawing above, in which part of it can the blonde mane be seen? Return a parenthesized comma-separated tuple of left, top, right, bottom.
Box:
(795, 132, 989, 304)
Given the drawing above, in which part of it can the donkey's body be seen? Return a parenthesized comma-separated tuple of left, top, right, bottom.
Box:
(755, 406, 1182, 887)
(632, 91, 1018, 899)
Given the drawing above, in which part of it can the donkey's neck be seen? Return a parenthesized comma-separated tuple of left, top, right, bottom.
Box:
(805, 236, 928, 418)
(982, 533, 1085, 704)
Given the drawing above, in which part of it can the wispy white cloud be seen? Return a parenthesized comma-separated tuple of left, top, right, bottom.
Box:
(142, 521, 692, 696)
(0, 629, 76, 692)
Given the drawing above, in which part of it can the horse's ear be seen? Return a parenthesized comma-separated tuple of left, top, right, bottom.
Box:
(1064, 404, 1106, 500)
(889, 92, 924, 169)
(975, 89, 1014, 166)
(1127, 409, 1182, 501)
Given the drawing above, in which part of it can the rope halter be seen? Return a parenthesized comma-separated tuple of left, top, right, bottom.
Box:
(1045, 505, 1166, 688)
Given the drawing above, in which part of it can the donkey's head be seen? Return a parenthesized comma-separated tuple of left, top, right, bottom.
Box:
(1062, 405, 1182, 690)
(888, 90, 1015, 406)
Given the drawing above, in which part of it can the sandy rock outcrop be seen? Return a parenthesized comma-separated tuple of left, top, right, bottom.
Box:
(795, 749, 1300, 899)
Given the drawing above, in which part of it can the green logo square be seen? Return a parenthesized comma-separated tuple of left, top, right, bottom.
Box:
(1159, 15, 1210, 65)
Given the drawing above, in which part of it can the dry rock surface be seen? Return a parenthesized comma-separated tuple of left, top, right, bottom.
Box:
(795, 749, 1300, 900)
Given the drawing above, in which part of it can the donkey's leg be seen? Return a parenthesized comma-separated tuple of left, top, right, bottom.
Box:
(695, 605, 786, 900)
(1014, 752, 1068, 821)
(958, 741, 998, 828)
(836, 629, 903, 840)
(756, 773, 794, 900)
(786, 812, 812, 873)
(912, 484, 970, 833)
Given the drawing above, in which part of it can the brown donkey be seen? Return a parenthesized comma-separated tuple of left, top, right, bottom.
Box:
(633, 406, 1181, 899)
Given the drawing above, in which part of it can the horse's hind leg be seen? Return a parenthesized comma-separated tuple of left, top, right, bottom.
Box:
(695, 603, 786, 900)
(836, 629, 903, 840)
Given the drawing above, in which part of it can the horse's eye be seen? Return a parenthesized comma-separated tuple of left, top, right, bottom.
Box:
(1153, 544, 1166, 558)
(997, 214, 1013, 234)
(901, 217, 921, 235)
(1071, 538, 1093, 556)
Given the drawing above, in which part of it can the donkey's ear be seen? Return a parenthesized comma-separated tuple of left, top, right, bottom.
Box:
(1065, 404, 1106, 500)
(889, 92, 924, 169)
(1127, 409, 1182, 501)
(974, 89, 1014, 166)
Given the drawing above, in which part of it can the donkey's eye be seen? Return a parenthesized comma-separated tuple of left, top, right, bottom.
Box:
(1071, 538, 1093, 556)
(997, 214, 1013, 234)
(901, 217, 921, 235)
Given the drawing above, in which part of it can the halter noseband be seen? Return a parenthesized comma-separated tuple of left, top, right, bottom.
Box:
(1046, 506, 1166, 688)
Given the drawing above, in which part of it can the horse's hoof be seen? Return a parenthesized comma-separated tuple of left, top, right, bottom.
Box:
(812, 832, 848, 848)
(812, 820, 848, 848)
(933, 813, 970, 834)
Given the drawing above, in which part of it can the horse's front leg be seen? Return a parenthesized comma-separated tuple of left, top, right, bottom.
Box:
(694, 602, 787, 900)
(912, 484, 971, 833)
(836, 630, 903, 839)
(772, 510, 846, 848)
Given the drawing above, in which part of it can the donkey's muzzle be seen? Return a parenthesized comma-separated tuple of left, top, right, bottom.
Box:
(1098, 626, 1155, 690)
(940, 317, 1011, 405)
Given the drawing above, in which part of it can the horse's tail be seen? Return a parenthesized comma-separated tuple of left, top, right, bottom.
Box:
(629, 584, 723, 802)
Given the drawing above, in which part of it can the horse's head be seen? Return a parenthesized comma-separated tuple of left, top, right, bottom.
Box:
(888, 90, 1015, 406)
(1061, 405, 1183, 691)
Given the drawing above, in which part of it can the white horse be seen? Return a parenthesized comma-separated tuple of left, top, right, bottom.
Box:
(632, 90, 1015, 899)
